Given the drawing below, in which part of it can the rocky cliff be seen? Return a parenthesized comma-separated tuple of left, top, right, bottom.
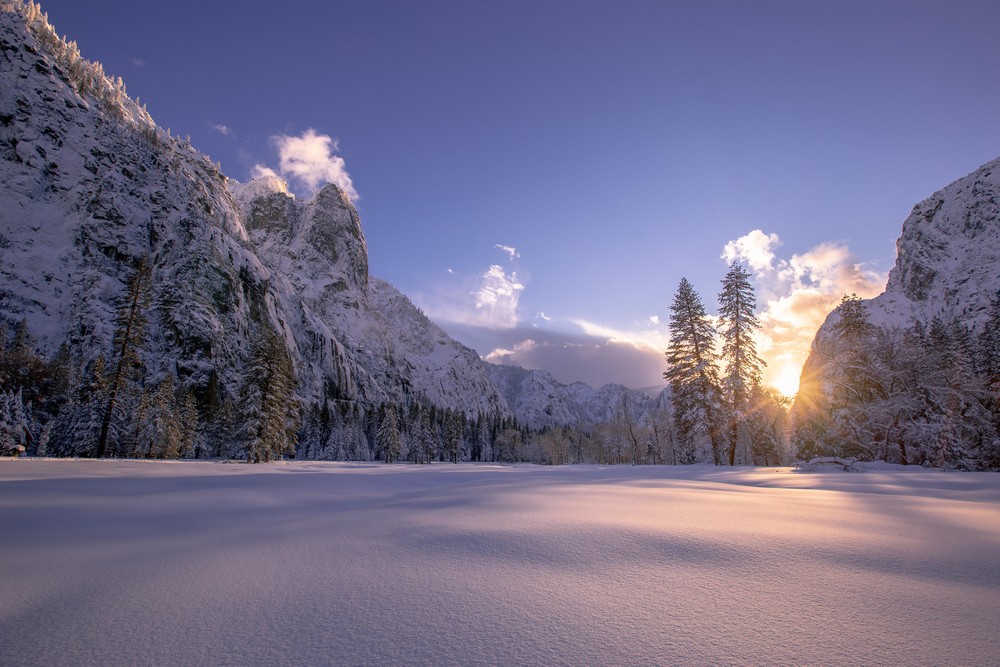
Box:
(0, 1, 507, 417)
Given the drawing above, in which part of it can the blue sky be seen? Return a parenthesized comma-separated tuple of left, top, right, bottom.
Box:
(38, 0, 1000, 392)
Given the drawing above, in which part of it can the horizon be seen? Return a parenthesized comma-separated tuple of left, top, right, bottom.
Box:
(31, 0, 1000, 393)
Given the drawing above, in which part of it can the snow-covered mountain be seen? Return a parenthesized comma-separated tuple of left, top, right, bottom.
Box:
(485, 363, 666, 429)
(871, 155, 1000, 327)
(0, 2, 507, 417)
(817, 155, 1000, 337)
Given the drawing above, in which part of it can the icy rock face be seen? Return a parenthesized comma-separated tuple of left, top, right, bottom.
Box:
(876, 156, 1000, 326)
(0, 3, 507, 417)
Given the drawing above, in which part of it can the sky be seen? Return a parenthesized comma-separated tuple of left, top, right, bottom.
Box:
(35, 0, 1000, 393)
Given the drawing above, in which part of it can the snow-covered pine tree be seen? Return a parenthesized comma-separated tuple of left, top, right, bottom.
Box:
(97, 257, 152, 458)
(443, 409, 462, 463)
(718, 261, 766, 465)
(238, 324, 300, 463)
(665, 278, 724, 464)
(50, 355, 109, 456)
(376, 403, 401, 463)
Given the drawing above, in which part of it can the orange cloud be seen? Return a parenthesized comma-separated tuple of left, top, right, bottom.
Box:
(723, 230, 886, 395)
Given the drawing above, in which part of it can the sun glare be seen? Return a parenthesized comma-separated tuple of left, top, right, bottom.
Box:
(768, 365, 801, 398)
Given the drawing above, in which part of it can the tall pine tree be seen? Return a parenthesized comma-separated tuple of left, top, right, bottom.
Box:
(718, 261, 765, 465)
(97, 257, 152, 458)
(239, 324, 300, 463)
(664, 278, 724, 464)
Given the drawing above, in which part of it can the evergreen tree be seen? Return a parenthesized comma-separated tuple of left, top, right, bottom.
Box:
(238, 324, 300, 463)
(376, 403, 401, 462)
(664, 278, 724, 464)
(718, 261, 766, 465)
(97, 257, 152, 458)
(50, 355, 108, 456)
(443, 409, 462, 463)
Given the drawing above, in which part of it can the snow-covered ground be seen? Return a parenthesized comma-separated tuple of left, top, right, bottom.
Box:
(1, 461, 998, 666)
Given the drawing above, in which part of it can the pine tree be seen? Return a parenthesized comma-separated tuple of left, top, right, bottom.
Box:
(50, 355, 108, 456)
(443, 409, 463, 463)
(239, 325, 300, 463)
(97, 257, 152, 458)
(665, 278, 724, 464)
(718, 261, 766, 465)
(376, 403, 401, 463)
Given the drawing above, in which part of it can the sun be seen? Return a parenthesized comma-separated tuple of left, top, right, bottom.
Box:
(768, 365, 801, 398)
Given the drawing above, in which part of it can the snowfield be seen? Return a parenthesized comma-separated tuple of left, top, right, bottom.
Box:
(1, 461, 998, 666)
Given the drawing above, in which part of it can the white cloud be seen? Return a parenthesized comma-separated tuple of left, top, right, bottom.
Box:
(495, 244, 519, 261)
(129, 56, 145, 67)
(251, 164, 281, 180)
(536, 312, 552, 321)
(474, 265, 525, 328)
(648, 315, 660, 325)
(484, 339, 538, 363)
(721, 230, 887, 395)
(211, 123, 232, 136)
(416, 262, 525, 330)
(721, 229, 781, 273)
(255, 128, 358, 201)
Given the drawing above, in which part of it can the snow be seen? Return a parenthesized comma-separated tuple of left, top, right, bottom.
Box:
(2, 461, 998, 666)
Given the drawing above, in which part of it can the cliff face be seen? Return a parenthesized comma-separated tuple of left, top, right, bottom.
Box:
(870, 156, 1000, 328)
(0, 2, 508, 417)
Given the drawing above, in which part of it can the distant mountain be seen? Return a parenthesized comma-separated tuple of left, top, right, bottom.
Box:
(484, 363, 668, 429)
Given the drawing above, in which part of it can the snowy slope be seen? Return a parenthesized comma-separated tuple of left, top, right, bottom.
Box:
(3, 459, 998, 666)
(0, 2, 507, 417)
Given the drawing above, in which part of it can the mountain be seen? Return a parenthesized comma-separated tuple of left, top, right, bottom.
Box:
(0, 2, 507, 419)
(793, 155, 1000, 468)
(484, 363, 666, 429)
(864, 155, 1000, 329)
(805, 155, 1000, 343)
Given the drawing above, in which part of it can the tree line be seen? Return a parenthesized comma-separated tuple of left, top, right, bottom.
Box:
(6, 255, 996, 469)
(791, 294, 1000, 470)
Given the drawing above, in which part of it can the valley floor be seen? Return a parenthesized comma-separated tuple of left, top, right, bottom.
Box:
(1, 460, 998, 666)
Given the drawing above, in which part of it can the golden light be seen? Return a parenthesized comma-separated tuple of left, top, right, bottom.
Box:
(767, 364, 801, 398)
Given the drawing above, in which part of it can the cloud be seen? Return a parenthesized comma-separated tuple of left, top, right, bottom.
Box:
(211, 123, 232, 136)
(250, 164, 281, 180)
(722, 230, 886, 395)
(455, 323, 667, 389)
(129, 56, 145, 67)
(253, 128, 358, 201)
(417, 263, 525, 330)
(722, 229, 781, 273)
(495, 244, 519, 261)
(473, 265, 525, 327)
(648, 315, 660, 325)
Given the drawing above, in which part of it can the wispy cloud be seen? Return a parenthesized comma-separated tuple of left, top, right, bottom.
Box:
(722, 229, 886, 394)
(129, 56, 145, 67)
(252, 128, 358, 201)
(210, 123, 232, 136)
(495, 244, 519, 261)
